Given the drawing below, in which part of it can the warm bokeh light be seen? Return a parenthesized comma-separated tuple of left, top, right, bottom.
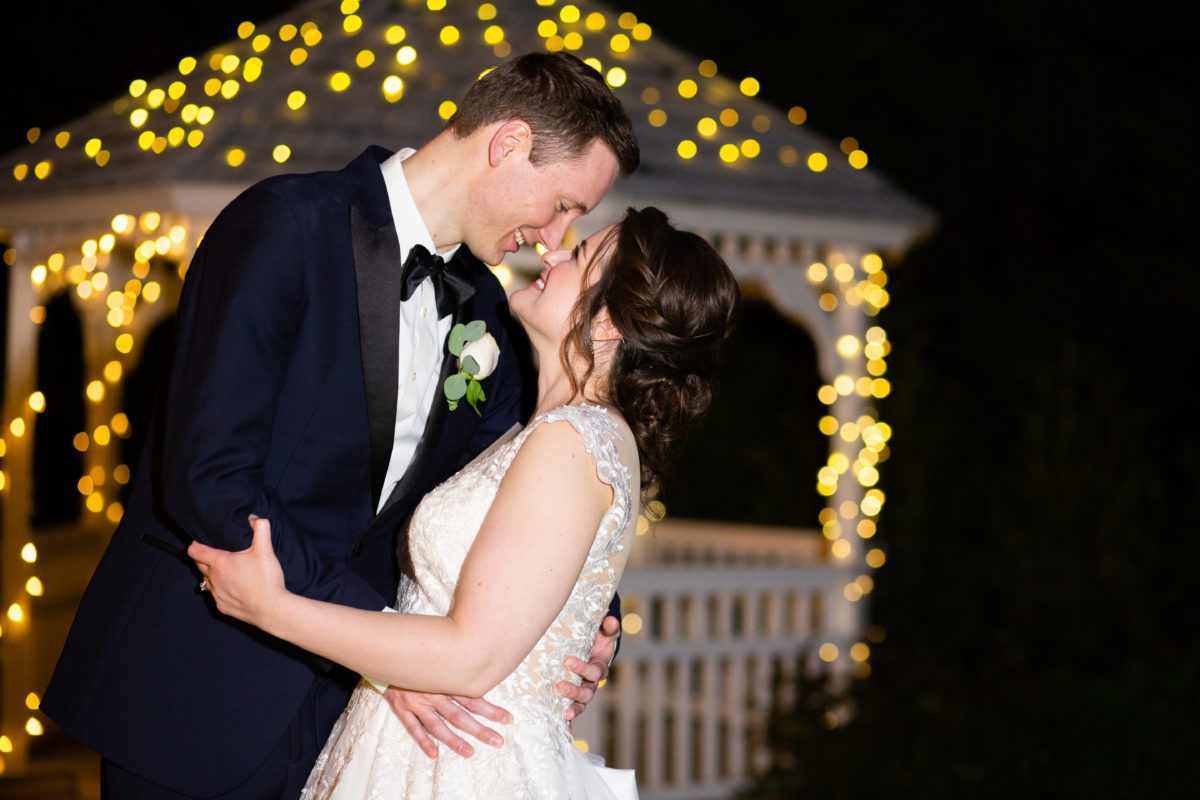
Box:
(382, 76, 404, 101)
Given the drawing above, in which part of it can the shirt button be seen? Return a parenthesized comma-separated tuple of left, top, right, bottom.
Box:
(420, 306, 429, 318)
(410, 371, 418, 382)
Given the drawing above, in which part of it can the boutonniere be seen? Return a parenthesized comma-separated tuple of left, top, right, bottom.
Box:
(444, 320, 500, 415)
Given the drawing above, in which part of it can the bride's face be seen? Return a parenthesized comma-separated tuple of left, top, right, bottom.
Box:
(510, 223, 616, 349)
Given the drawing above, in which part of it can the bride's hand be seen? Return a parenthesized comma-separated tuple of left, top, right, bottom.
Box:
(188, 516, 286, 627)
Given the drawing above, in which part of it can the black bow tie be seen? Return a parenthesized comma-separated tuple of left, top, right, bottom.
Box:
(400, 244, 473, 318)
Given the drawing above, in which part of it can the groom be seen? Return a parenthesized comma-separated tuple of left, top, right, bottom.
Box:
(42, 52, 639, 798)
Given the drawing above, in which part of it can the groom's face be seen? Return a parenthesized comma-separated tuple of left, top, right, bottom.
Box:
(465, 136, 619, 266)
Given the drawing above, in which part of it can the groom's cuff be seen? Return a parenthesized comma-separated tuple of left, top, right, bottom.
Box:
(364, 606, 400, 693)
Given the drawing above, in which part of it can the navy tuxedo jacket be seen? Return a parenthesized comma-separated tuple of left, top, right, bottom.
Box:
(42, 147, 526, 795)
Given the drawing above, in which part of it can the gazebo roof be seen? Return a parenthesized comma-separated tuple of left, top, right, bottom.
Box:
(0, 0, 931, 230)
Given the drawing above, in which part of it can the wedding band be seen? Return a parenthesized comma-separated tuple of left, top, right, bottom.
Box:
(199, 578, 210, 592)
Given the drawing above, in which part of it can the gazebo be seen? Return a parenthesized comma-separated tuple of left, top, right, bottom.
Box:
(0, 0, 931, 796)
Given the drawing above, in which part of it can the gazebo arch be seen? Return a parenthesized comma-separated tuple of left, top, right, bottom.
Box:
(0, 0, 931, 794)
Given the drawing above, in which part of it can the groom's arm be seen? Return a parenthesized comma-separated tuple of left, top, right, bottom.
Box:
(157, 186, 384, 613)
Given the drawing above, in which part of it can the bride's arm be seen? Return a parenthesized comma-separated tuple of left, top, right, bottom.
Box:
(189, 419, 612, 697)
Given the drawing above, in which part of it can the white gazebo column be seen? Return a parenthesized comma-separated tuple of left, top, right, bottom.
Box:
(1, 227, 45, 770)
(821, 245, 873, 675)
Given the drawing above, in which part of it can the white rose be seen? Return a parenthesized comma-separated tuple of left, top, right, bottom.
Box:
(460, 333, 500, 379)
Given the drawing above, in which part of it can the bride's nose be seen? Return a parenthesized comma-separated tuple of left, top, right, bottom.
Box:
(541, 248, 570, 268)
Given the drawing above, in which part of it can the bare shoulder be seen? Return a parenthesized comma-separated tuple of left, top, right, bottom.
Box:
(503, 415, 611, 504)
(514, 416, 596, 472)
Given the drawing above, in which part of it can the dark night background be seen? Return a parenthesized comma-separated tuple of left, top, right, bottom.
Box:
(3, 0, 1197, 794)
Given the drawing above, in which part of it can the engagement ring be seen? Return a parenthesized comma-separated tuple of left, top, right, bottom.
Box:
(199, 578, 210, 592)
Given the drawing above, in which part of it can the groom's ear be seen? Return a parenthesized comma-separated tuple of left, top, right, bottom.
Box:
(488, 120, 533, 167)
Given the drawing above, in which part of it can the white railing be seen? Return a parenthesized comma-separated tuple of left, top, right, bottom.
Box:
(572, 520, 862, 800)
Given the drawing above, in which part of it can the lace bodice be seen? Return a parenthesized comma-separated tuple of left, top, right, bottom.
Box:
(303, 404, 638, 799)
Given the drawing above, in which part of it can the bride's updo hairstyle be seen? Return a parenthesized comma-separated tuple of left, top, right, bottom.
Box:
(564, 207, 740, 489)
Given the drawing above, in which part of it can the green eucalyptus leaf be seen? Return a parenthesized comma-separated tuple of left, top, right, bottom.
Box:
(466, 379, 484, 415)
(462, 355, 480, 375)
(444, 373, 467, 400)
(448, 324, 466, 356)
(464, 320, 486, 342)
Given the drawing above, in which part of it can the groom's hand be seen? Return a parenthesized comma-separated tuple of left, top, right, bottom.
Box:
(382, 688, 512, 759)
(558, 614, 620, 721)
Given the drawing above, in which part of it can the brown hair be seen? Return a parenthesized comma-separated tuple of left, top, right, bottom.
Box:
(448, 52, 640, 176)
(563, 207, 740, 489)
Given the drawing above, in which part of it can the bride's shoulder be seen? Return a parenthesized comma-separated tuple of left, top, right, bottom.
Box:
(518, 404, 636, 492)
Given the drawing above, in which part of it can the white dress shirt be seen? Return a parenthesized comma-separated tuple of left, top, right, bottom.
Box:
(375, 148, 460, 513)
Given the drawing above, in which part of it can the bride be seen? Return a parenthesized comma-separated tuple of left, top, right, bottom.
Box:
(190, 206, 739, 798)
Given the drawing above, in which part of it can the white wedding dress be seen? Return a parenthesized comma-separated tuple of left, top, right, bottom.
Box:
(302, 404, 639, 799)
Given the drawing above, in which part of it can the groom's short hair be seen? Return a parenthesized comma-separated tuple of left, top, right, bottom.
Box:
(447, 52, 640, 177)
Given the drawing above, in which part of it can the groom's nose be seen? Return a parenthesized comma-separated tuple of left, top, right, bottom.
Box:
(533, 211, 576, 251)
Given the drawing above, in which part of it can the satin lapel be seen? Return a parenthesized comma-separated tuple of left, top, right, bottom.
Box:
(378, 306, 463, 516)
(351, 205, 403, 509)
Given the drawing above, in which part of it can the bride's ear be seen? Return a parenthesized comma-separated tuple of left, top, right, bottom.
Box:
(590, 311, 622, 343)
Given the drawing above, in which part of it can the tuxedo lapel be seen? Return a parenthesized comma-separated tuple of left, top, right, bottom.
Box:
(351, 205, 403, 509)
